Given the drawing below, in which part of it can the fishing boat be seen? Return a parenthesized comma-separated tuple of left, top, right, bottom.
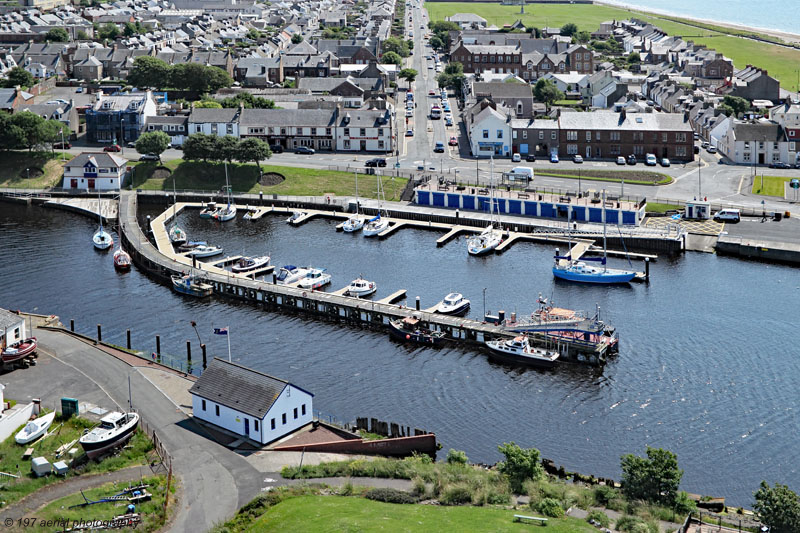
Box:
(276, 265, 310, 285)
(231, 255, 270, 273)
(286, 211, 305, 224)
(2, 337, 37, 363)
(552, 189, 636, 284)
(346, 277, 377, 297)
(199, 201, 219, 219)
(92, 220, 113, 250)
(15, 411, 56, 444)
(363, 175, 390, 237)
(184, 244, 223, 258)
(171, 274, 213, 297)
(297, 268, 331, 290)
(435, 293, 470, 316)
(168, 181, 187, 244)
(343, 170, 365, 232)
(467, 157, 501, 256)
(389, 315, 446, 345)
(113, 248, 131, 272)
(79, 411, 140, 460)
(485, 335, 559, 368)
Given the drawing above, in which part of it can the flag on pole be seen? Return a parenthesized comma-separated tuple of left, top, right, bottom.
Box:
(213, 327, 228, 335)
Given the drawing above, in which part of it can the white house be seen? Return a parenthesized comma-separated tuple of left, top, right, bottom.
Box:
(62, 152, 128, 190)
(189, 358, 314, 445)
(718, 120, 790, 165)
(187, 108, 242, 137)
(467, 101, 511, 157)
(335, 109, 393, 152)
(541, 72, 589, 95)
(0, 308, 26, 351)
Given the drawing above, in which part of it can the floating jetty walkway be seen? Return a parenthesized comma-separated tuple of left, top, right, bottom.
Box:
(120, 192, 646, 365)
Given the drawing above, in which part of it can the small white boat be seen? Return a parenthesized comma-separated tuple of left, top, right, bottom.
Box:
(113, 248, 131, 271)
(243, 207, 258, 220)
(287, 211, 306, 224)
(342, 215, 365, 232)
(297, 268, 331, 289)
(92, 226, 113, 250)
(485, 335, 560, 368)
(199, 202, 219, 219)
(169, 225, 187, 245)
(231, 255, 270, 273)
(362, 214, 389, 237)
(213, 203, 236, 222)
(276, 265, 310, 285)
(185, 244, 223, 258)
(467, 225, 502, 256)
(436, 293, 471, 316)
(347, 277, 377, 297)
(15, 411, 56, 444)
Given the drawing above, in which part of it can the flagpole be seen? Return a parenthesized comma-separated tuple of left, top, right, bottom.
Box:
(226, 325, 231, 362)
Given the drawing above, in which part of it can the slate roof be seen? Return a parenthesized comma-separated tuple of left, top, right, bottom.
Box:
(189, 358, 312, 419)
(0, 308, 23, 331)
(732, 122, 784, 142)
(188, 108, 240, 123)
(558, 111, 692, 132)
(239, 108, 337, 127)
(473, 82, 532, 99)
(67, 152, 127, 168)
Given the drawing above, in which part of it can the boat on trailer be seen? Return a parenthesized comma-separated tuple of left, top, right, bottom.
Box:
(15, 411, 56, 444)
(79, 411, 140, 460)
(2, 337, 38, 363)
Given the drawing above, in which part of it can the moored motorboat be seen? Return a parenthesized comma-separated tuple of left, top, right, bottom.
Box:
(436, 293, 470, 316)
(15, 411, 56, 444)
(177, 240, 207, 252)
(362, 214, 389, 237)
(171, 274, 213, 297)
(113, 248, 131, 271)
(346, 277, 377, 297)
(168, 225, 187, 245)
(2, 337, 37, 363)
(276, 265, 310, 285)
(297, 268, 331, 290)
(286, 211, 306, 224)
(184, 244, 223, 258)
(199, 202, 219, 219)
(485, 335, 559, 368)
(231, 255, 270, 273)
(388, 315, 446, 345)
(243, 207, 258, 220)
(79, 411, 140, 460)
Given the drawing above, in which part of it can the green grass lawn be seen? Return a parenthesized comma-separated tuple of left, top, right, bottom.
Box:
(0, 151, 68, 189)
(751, 175, 793, 196)
(247, 495, 597, 533)
(131, 160, 407, 201)
(22, 475, 169, 533)
(645, 202, 684, 213)
(425, 2, 800, 91)
(0, 415, 153, 507)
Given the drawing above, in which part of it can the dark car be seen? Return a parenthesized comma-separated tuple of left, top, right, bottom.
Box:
(270, 144, 283, 153)
(103, 144, 121, 152)
(294, 146, 315, 155)
(626, 154, 637, 165)
(433, 141, 445, 153)
(525, 154, 536, 162)
(768, 162, 792, 169)
(52, 141, 71, 149)
(694, 145, 701, 154)
(365, 158, 387, 167)
(139, 153, 159, 161)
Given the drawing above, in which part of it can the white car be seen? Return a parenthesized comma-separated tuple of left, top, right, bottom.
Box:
(405, 108, 413, 117)
(511, 153, 521, 162)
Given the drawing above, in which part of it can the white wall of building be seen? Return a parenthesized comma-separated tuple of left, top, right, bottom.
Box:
(336, 125, 392, 152)
(189, 121, 240, 137)
(62, 167, 124, 191)
(469, 112, 510, 157)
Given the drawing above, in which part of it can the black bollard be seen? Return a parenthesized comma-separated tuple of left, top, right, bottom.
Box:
(415, 296, 420, 311)
(126, 329, 131, 350)
(201, 343, 207, 370)
(70, 319, 74, 332)
(499, 310, 505, 323)
(272, 273, 277, 284)
(97, 324, 102, 342)
(156, 335, 161, 356)
(186, 340, 191, 363)
(259, 191, 263, 205)
(192, 255, 197, 269)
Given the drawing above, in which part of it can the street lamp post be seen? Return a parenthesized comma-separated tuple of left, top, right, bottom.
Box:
(120, 116, 125, 155)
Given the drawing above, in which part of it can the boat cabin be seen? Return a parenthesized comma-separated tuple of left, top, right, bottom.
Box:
(0, 308, 26, 351)
(99, 412, 127, 430)
(189, 358, 314, 446)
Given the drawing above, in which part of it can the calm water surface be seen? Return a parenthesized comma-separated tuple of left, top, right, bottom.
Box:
(1, 201, 798, 506)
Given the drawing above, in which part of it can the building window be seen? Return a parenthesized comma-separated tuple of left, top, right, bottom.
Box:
(522, 130, 527, 139)
(360, 128, 366, 136)
(586, 131, 591, 142)
(551, 131, 556, 140)
(482, 129, 488, 139)
(344, 128, 350, 136)
(271, 418, 275, 430)
(490, 56, 496, 63)
(634, 146, 644, 155)
(326, 128, 332, 136)
(293, 408, 298, 419)
(662, 133, 668, 143)
(743, 152, 751, 162)
(610, 145, 620, 155)
(378, 140, 385, 149)
(790, 142, 796, 150)
(302, 404, 306, 416)
(567, 144, 578, 154)
(215, 405, 219, 416)
(282, 413, 287, 425)
(497, 129, 503, 139)
(377, 128, 383, 136)
(610, 131, 620, 141)
(744, 141, 750, 150)
(344, 140, 351, 149)
(772, 153, 781, 162)
(566, 131, 578, 141)
(311, 127, 317, 135)
(254, 420, 259, 431)
(677, 133, 687, 142)
(201, 399, 206, 411)
(584, 52, 591, 60)
(676, 146, 687, 157)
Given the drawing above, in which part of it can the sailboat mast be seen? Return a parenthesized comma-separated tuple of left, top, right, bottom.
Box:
(602, 189, 607, 272)
(489, 156, 494, 224)
(354, 170, 359, 213)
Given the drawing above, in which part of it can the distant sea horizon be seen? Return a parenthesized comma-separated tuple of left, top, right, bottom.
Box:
(599, 0, 799, 37)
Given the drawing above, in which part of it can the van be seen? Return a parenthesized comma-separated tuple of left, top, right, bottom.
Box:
(508, 166, 534, 181)
(645, 153, 657, 166)
(713, 209, 741, 222)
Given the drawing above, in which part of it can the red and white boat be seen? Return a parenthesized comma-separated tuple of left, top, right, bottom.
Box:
(2, 337, 37, 363)
(113, 248, 131, 272)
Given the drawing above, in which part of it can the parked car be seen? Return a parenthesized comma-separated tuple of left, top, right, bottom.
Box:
(270, 144, 283, 153)
(701, 141, 710, 149)
(52, 141, 71, 149)
(406, 128, 414, 137)
(428, 89, 436, 96)
(294, 146, 315, 154)
(768, 162, 792, 169)
(616, 156, 626, 165)
(660, 158, 671, 167)
(713, 208, 741, 222)
(103, 144, 121, 152)
(626, 154, 637, 165)
(645, 153, 657, 166)
(573, 155, 584, 164)
(433, 141, 445, 153)
(365, 158, 387, 167)
(706, 146, 717, 154)
(511, 153, 521, 162)
(139, 153, 159, 161)
(526, 154, 536, 162)
(126, 141, 136, 148)
(76, 87, 84, 93)
(445, 117, 453, 127)
(405, 108, 413, 118)
(550, 153, 559, 163)
(448, 136, 458, 146)
(790, 178, 800, 187)
(693, 132, 699, 140)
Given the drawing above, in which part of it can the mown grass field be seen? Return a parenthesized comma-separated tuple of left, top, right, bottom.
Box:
(247, 495, 598, 533)
(131, 160, 407, 201)
(0, 151, 68, 189)
(645, 202, 683, 213)
(751, 175, 793, 196)
(425, 2, 800, 91)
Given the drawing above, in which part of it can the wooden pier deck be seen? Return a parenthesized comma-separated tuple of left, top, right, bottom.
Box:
(209, 255, 243, 267)
(377, 290, 407, 305)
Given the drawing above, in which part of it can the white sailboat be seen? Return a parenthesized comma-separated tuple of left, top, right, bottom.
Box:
(92, 200, 113, 250)
(168, 180, 187, 244)
(467, 158, 502, 256)
(363, 174, 390, 237)
(213, 162, 236, 221)
(343, 170, 365, 232)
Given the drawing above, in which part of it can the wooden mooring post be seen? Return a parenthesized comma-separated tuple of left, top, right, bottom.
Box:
(126, 329, 131, 350)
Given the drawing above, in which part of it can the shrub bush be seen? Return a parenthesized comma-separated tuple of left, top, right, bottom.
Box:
(587, 510, 611, 528)
(339, 481, 353, 496)
(615, 515, 658, 533)
(412, 476, 427, 498)
(446, 449, 468, 465)
(535, 497, 565, 518)
(364, 487, 418, 504)
(440, 484, 473, 505)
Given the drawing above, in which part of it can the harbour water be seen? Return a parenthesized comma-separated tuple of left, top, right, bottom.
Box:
(604, 0, 800, 37)
(2, 201, 799, 506)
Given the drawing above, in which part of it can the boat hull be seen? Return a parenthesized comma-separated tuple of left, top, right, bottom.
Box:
(388, 321, 445, 346)
(363, 220, 389, 237)
(80, 416, 139, 460)
(2, 337, 37, 363)
(186, 247, 223, 258)
(347, 285, 377, 297)
(15, 412, 56, 444)
(552, 267, 635, 284)
(231, 257, 270, 273)
(437, 301, 470, 316)
(171, 276, 213, 297)
(485, 345, 558, 368)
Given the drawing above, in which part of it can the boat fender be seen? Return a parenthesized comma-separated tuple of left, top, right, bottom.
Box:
(302, 292, 307, 297)
(406, 334, 411, 340)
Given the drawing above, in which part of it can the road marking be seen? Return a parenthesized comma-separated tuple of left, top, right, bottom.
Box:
(737, 175, 744, 194)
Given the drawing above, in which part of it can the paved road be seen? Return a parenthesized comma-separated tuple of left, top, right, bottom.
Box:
(13, 329, 263, 532)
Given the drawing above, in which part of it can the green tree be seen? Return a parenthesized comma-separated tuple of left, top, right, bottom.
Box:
(496, 442, 543, 493)
(9, 112, 65, 151)
(627, 52, 641, 64)
(76, 30, 90, 40)
(533, 78, 564, 107)
(382, 37, 409, 58)
(620, 447, 683, 505)
(723, 95, 750, 117)
(291, 33, 303, 44)
(220, 92, 276, 109)
(127, 56, 171, 89)
(753, 481, 800, 533)
(235, 137, 271, 175)
(3, 66, 35, 88)
(135, 131, 170, 160)
(446, 449, 468, 465)
(574, 31, 591, 43)
(194, 100, 223, 108)
(429, 35, 444, 51)
(528, 27, 542, 38)
(406, 39, 414, 50)
(381, 51, 402, 66)
(560, 23, 578, 37)
(398, 68, 417, 89)
(717, 104, 735, 117)
(98, 23, 120, 40)
(0, 114, 26, 150)
(247, 28, 261, 40)
(170, 64, 232, 93)
(428, 20, 460, 33)
(123, 22, 138, 38)
(212, 135, 239, 163)
(182, 133, 216, 161)
(437, 62, 466, 96)
(45, 28, 70, 42)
